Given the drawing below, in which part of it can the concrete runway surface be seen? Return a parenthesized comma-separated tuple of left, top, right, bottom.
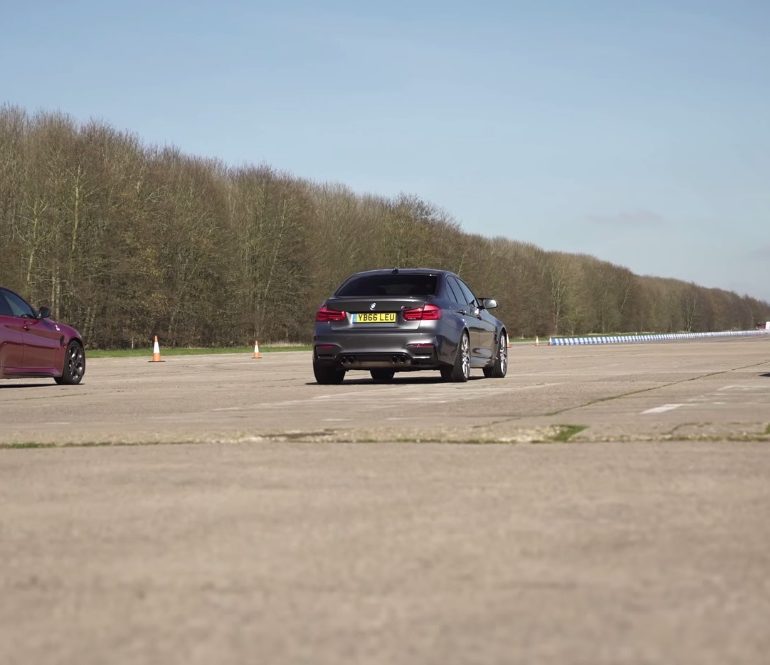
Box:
(1, 337, 769, 445)
(1, 338, 769, 664)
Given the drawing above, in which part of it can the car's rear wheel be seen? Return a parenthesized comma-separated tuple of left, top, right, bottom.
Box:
(440, 332, 470, 382)
(483, 331, 507, 378)
(370, 369, 395, 383)
(54, 340, 85, 385)
(313, 362, 346, 385)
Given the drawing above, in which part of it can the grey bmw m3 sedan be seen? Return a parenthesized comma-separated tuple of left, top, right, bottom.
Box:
(312, 268, 508, 384)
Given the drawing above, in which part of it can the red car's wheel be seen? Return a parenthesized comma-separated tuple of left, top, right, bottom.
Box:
(55, 340, 86, 385)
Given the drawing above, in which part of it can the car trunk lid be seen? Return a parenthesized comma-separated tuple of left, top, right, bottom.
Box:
(323, 296, 428, 331)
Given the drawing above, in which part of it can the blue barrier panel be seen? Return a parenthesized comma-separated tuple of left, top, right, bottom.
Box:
(548, 329, 768, 347)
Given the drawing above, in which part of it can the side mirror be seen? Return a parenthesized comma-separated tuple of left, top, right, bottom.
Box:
(481, 298, 498, 310)
(37, 306, 51, 320)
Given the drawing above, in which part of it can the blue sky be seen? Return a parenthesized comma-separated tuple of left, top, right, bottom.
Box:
(3, 0, 769, 302)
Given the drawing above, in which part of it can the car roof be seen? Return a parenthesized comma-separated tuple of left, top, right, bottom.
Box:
(0, 286, 25, 299)
(343, 268, 454, 277)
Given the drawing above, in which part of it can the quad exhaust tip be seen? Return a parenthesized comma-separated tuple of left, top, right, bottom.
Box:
(339, 354, 411, 367)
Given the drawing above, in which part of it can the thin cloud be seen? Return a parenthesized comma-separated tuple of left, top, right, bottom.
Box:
(585, 210, 667, 228)
(746, 245, 770, 260)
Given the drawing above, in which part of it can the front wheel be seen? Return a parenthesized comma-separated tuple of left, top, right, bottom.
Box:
(440, 332, 470, 382)
(313, 362, 346, 385)
(483, 331, 507, 378)
(55, 340, 86, 385)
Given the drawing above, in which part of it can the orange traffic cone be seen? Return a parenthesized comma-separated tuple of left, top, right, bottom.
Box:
(150, 335, 164, 362)
(252, 340, 262, 359)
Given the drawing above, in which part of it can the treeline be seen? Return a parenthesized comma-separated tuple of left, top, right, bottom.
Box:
(1, 106, 768, 348)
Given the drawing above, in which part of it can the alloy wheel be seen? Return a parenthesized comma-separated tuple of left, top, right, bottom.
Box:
(67, 343, 85, 381)
(498, 334, 508, 375)
(461, 334, 470, 379)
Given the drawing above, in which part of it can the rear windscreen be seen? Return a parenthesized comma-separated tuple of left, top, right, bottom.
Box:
(336, 274, 438, 297)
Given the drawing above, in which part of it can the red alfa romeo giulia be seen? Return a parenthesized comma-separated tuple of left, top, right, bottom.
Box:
(0, 287, 86, 384)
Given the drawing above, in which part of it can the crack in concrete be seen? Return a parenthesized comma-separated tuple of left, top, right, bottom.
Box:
(481, 360, 770, 429)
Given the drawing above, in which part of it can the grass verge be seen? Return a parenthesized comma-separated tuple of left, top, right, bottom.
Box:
(547, 425, 588, 443)
(87, 344, 312, 358)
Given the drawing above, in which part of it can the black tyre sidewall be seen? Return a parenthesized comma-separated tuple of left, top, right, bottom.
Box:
(445, 332, 469, 382)
(57, 341, 85, 385)
(370, 369, 395, 382)
(313, 361, 345, 385)
(486, 332, 507, 379)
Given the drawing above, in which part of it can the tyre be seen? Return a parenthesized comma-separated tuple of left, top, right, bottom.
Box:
(313, 361, 346, 385)
(483, 331, 507, 378)
(440, 332, 470, 382)
(54, 340, 86, 385)
(370, 369, 395, 382)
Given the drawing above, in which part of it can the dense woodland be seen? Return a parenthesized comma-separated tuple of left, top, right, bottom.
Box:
(1, 106, 768, 348)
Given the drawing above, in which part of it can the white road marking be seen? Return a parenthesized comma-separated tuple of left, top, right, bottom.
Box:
(642, 404, 685, 415)
(718, 385, 756, 391)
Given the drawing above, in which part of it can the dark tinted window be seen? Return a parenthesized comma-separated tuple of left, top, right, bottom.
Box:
(0, 289, 34, 318)
(337, 274, 439, 297)
(455, 278, 478, 307)
(444, 277, 464, 305)
(0, 291, 13, 316)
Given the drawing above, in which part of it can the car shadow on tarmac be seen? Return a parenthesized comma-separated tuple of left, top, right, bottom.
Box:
(0, 383, 56, 389)
(306, 375, 487, 386)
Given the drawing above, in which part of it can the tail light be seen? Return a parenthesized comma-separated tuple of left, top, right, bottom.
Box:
(403, 304, 442, 321)
(316, 305, 347, 322)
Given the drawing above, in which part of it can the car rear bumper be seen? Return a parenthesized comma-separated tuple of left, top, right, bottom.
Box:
(313, 331, 443, 370)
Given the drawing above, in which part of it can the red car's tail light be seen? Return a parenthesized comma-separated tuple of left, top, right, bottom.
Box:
(402, 304, 442, 321)
(316, 306, 346, 322)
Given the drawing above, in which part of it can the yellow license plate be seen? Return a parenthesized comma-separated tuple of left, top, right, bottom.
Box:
(353, 312, 397, 323)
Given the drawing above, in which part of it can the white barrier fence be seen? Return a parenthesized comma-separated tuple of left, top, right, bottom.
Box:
(549, 329, 770, 346)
